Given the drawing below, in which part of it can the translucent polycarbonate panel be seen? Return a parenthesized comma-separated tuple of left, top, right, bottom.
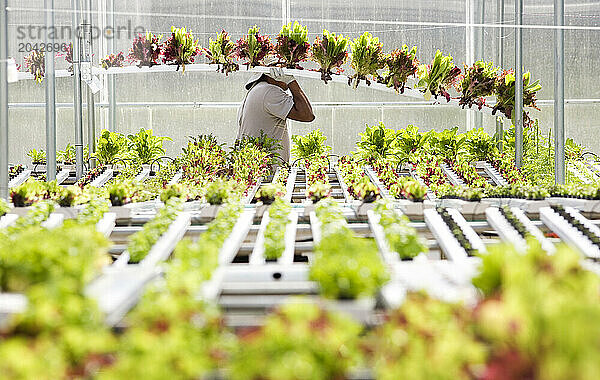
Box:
(4, 0, 600, 165)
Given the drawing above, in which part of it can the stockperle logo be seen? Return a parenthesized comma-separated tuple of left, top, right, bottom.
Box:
(16, 20, 145, 41)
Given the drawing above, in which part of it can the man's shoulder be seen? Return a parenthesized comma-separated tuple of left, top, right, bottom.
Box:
(249, 82, 288, 102)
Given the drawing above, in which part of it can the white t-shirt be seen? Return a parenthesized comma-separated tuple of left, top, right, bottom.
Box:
(237, 81, 294, 162)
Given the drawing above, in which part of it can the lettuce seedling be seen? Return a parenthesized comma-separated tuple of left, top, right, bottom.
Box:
(100, 52, 125, 69)
(93, 129, 128, 165)
(275, 21, 310, 68)
(291, 129, 331, 160)
(382, 45, 419, 93)
(311, 30, 349, 83)
(492, 69, 542, 121)
(27, 149, 47, 165)
(417, 50, 461, 101)
(263, 198, 292, 260)
(205, 30, 239, 75)
(127, 128, 172, 165)
(234, 25, 273, 67)
(348, 32, 384, 88)
(459, 60, 498, 109)
(24, 50, 45, 83)
(161, 26, 202, 73)
(128, 32, 162, 67)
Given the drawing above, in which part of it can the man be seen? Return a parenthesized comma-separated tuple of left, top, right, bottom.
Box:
(237, 68, 315, 163)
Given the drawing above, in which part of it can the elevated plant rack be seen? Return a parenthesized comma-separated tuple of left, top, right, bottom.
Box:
(56, 168, 71, 184)
(134, 167, 151, 182)
(486, 207, 555, 254)
(540, 206, 600, 259)
(473, 161, 508, 186)
(439, 162, 465, 186)
(86, 266, 162, 326)
(249, 209, 298, 266)
(364, 166, 393, 200)
(8, 169, 31, 188)
(0, 213, 18, 229)
(367, 209, 475, 306)
(112, 211, 192, 267)
(96, 212, 117, 238)
(424, 208, 486, 261)
(90, 168, 114, 187)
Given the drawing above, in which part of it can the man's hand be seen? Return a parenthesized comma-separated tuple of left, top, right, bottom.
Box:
(267, 68, 296, 85)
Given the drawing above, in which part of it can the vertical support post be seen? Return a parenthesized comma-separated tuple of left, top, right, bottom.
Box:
(72, 0, 84, 179)
(495, 0, 504, 152)
(83, 0, 95, 168)
(108, 0, 116, 131)
(474, 0, 485, 129)
(514, 0, 524, 167)
(281, 0, 290, 25)
(465, 0, 474, 131)
(45, 0, 56, 181)
(554, 0, 565, 184)
(0, 0, 8, 199)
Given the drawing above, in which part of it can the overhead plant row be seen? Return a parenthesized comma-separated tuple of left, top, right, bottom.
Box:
(21, 22, 541, 121)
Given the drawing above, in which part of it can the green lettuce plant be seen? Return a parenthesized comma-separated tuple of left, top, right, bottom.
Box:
(492, 69, 542, 122)
(310, 199, 389, 299)
(127, 128, 172, 165)
(27, 149, 46, 165)
(417, 50, 461, 101)
(472, 244, 600, 380)
(374, 200, 427, 260)
(353, 178, 380, 203)
(256, 183, 285, 205)
(263, 198, 292, 260)
(428, 127, 467, 160)
(94, 129, 128, 165)
(128, 198, 183, 263)
(311, 30, 349, 83)
(368, 292, 486, 380)
(76, 194, 110, 225)
(306, 182, 331, 203)
(466, 127, 499, 162)
(396, 124, 431, 163)
(205, 30, 239, 75)
(348, 32, 384, 88)
(58, 143, 76, 164)
(205, 179, 240, 205)
(229, 301, 363, 380)
(291, 129, 331, 160)
(357, 122, 398, 162)
(106, 180, 137, 206)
